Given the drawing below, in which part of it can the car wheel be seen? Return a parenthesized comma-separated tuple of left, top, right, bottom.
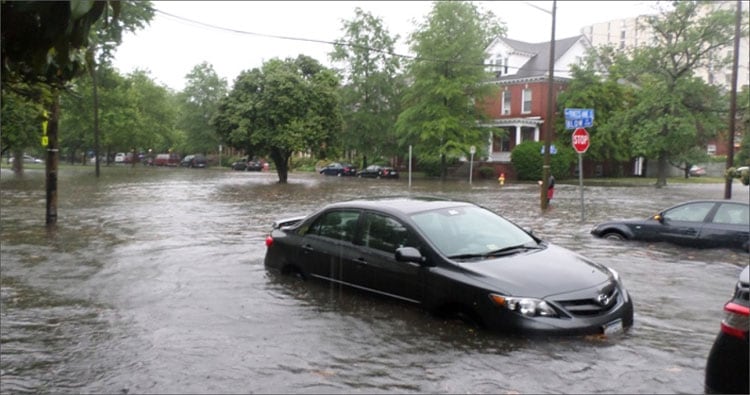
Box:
(602, 232, 625, 241)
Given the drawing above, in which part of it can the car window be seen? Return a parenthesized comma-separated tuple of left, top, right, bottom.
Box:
(361, 212, 416, 254)
(411, 205, 535, 257)
(308, 210, 360, 242)
(663, 202, 714, 222)
(713, 203, 750, 225)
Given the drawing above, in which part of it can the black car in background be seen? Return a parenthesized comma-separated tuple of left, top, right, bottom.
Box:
(357, 165, 399, 179)
(180, 154, 207, 168)
(591, 200, 750, 251)
(705, 265, 749, 394)
(264, 197, 634, 336)
(319, 162, 357, 176)
(231, 159, 264, 171)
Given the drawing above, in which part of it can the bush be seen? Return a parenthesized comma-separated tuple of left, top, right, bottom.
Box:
(478, 166, 496, 179)
(510, 141, 575, 180)
(290, 156, 318, 172)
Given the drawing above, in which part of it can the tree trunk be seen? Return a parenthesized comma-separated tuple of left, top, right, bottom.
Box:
(655, 151, 668, 188)
(270, 149, 288, 184)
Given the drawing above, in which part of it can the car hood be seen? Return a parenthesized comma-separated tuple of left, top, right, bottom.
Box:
(457, 244, 613, 298)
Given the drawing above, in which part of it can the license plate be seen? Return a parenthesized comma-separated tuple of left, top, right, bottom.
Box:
(602, 319, 623, 335)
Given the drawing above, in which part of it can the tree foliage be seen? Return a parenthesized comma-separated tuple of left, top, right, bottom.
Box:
(60, 67, 179, 160)
(614, 0, 739, 186)
(329, 7, 404, 168)
(214, 55, 342, 183)
(396, 1, 504, 180)
(177, 62, 228, 154)
(1, 0, 120, 87)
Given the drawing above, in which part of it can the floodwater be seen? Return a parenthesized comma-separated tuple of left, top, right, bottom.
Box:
(1, 166, 748, 394)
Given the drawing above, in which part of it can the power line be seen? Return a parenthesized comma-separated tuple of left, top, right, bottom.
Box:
(152, 8, 581, 75)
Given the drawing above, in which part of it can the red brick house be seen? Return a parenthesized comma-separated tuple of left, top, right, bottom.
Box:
(476, 35, 591, 178)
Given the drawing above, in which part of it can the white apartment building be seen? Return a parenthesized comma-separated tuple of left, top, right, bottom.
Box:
(581, 0, 749, 89)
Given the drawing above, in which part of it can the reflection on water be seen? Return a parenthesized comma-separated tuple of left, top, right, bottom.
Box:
(1, 166, 748, 393)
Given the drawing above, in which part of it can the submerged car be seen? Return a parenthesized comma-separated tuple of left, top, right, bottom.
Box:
(705, 265, 749, 394)
(264, 197, 634, 336)
(319, 162, 357, 176)
(357, 165, 399, 179)
(591, 200, 750, 252)
(181, 154, 207, 168)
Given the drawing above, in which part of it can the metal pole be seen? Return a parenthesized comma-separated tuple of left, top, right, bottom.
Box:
(541, 0, 556, 211)
(724, 0, 742, 199)
(408, 145, 412, 190)
(469, 152, 474, 185)
(579, 153, 584, 221)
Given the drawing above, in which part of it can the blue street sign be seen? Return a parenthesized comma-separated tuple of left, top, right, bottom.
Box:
(541, 144, 557, 155)
(564, 108, 594, 129)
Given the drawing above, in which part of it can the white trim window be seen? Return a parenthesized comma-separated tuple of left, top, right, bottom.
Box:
(522, 89, 532, 114)
(501, 90, 511, 115)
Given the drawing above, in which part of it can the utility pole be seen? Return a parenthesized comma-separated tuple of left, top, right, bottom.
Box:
(541, 0, 557, 210)
(724, 0, 742, 200)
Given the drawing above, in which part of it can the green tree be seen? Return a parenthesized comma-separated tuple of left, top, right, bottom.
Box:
(214, 55, 342, 183)
(1, 84, 49, 171)
(615, 1, 738, 187)
(177, 62, 228, 154)
(329, 7, 404, 168)
(555, 49, 635, 167)
(395, 1, 504, 180)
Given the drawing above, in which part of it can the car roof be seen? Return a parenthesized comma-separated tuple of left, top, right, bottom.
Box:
(671, 199, 748, 207)
(322, 196, 474, 216)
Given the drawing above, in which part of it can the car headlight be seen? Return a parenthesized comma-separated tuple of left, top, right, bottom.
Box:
(489, 294, 558, 317)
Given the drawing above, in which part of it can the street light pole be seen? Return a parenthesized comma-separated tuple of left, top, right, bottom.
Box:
(724, 0, 742, 200)
(541, 0, 557, 210)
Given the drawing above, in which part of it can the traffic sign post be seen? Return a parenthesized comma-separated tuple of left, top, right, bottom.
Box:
(571, 128, 590, 221)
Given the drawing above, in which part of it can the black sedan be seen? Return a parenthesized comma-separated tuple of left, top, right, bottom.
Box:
(264, 197, 634, 336)
(319, 162, 357, 176)
(357, 165, 399, 179)
(591, 200, 750, 251)
(705, 264, 749, 394)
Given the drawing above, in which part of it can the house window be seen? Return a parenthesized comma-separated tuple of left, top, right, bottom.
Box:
(522, 89, 532, 114)
(707, 144, 717, 155)
(501, 90, 511, 115)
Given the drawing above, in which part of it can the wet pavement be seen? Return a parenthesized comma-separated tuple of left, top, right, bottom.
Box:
(1, 166, 748, 394)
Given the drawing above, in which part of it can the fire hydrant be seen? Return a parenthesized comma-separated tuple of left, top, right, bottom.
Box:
(498, 173, 505, 186)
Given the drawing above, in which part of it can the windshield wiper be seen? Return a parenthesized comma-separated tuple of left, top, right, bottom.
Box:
(482, 244, 541, 257)
(448, 244, 541, 260)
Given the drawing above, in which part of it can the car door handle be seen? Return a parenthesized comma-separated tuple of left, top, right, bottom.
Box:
(684, 228, 698, 235)
(355, 257, 368, 265)
(302, 245, 314, 253)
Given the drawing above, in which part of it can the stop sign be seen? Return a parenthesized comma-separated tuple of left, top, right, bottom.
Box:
(572, 128, 590, 153)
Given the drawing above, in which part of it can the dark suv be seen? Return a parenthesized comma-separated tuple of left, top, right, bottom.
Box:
(181, 154, 207, 168)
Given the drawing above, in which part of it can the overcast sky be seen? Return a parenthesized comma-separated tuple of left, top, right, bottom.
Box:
(112, 1, 665, 91)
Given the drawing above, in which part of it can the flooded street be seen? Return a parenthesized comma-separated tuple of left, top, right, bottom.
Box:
(1, 166, 748, 394)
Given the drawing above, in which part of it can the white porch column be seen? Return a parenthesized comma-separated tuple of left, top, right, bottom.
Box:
(515, 125, 522, 144)
(487, 132, 493, 161)
(534, 126, 540, 141)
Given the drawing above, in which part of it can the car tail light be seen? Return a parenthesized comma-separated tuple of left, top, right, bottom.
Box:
(720, 302, 749, 340)
(265, 235, 273, 247)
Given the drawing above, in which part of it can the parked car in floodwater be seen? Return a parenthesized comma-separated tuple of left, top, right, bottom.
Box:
(319, 162, 357, 176)
(152, 153, 181, 167)
(264, 196, 634, 336)
(704, 264, 749, 394)
(181, 154, 207, 168)
(591, 200, 750, 252)
(357, 165, 399, 179)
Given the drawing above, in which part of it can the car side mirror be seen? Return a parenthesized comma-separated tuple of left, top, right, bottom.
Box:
(395, 247, 426, 265)
(653, 214, 664, 223)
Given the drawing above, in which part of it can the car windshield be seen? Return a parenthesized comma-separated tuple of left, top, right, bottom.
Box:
(410, 205, 538, 259)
